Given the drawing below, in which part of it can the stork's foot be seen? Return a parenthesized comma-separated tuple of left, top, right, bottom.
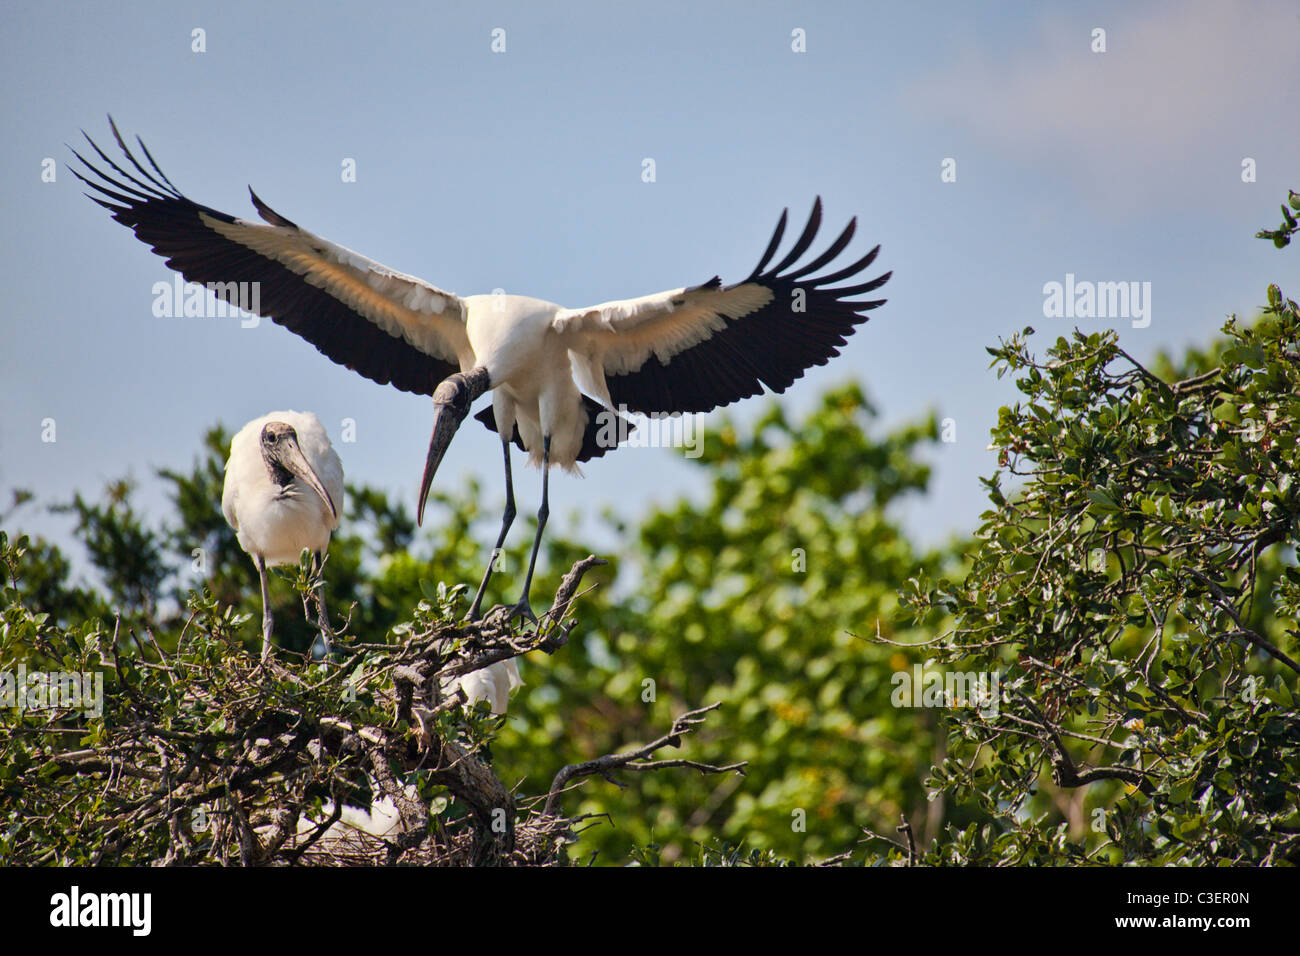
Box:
(506, 598, 538, 624)
(479, 598, 538, 627)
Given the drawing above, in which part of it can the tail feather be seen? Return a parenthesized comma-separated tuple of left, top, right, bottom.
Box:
(473, 395, 635, 463)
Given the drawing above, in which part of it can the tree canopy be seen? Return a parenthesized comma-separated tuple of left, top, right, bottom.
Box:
(1, 194, 1296, 866)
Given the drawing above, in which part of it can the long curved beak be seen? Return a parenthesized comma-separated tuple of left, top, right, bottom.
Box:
(280, 439, 337, 520)
(417, 400, 462, 526)
(418, 369, 490, 527)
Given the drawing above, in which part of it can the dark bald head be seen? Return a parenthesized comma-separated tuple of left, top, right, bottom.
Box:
(259, 421, 336, 518)
(261, 421, 298, 450)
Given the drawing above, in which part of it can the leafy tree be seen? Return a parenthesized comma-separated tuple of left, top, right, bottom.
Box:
(2, 194, 1295, 866)
(0, 387, 944, 865)
(494, 385, 954, 862)
(892, 193, 1300, 865)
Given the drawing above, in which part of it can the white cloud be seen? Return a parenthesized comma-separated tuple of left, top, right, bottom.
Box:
(911, 0, 1300, 207)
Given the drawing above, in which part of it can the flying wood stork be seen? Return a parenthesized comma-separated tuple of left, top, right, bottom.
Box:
(73, 121, 891, 620)
(221, 410, 344, 660)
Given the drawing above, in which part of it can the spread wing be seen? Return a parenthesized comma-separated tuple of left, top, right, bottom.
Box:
(71, 119, 471, 395)
(554, 198, 889, 414)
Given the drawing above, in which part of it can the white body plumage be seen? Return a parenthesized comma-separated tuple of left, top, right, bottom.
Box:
(221, 410, 344, 566)
(220, 410, 344, 659)
(443, 658, 524, 715)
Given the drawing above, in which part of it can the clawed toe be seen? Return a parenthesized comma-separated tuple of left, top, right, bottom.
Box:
(511, 600, 537, 623)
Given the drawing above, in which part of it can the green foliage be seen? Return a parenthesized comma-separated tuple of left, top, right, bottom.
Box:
(3, 193, 1296, 866)
(1255, 189, 1300, 248)
(898, 205, 1300, 865)
(0, 388, 943, 865)
(494, 385, 953, 863)
(55, 480, 167, 617)
(0, 530, 580, 865)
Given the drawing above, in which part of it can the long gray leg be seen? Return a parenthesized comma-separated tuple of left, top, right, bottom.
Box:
(468, 437, 517, 621)
(311, 550, 332, 658)
(511, 436, 550, 622)
(257, 554, 273, 662)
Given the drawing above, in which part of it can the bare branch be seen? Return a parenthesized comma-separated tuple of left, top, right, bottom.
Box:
(544, 702, 746, 817)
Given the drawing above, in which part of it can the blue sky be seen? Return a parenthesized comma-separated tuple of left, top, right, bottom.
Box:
(2, 0, 1298, 582)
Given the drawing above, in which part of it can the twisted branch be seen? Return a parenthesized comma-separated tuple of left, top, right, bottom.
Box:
(544, 702, 746, 817)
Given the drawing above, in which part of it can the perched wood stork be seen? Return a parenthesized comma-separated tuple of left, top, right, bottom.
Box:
(73, 120, 890, 620)
(221, 410, 344, 660)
